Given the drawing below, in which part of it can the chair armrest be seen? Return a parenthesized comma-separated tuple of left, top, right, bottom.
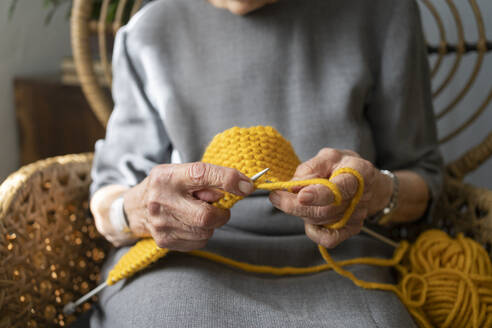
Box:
(0, 154, 111, 327)
(434, 176, 492, 251)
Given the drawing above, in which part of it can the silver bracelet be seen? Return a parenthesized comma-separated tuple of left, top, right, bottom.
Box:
(368, 170, 399, 225)
(109, 196, 132, 233)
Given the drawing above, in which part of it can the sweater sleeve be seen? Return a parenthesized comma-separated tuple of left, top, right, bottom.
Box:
(89, 26, 173, 198)
(366, 0, 444, 221)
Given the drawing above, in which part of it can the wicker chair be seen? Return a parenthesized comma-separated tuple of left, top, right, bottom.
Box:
(1, 0, 491, 326)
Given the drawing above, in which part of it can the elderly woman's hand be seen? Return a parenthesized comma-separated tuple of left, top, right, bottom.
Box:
(269, 148, 393, 248)
(123, 162, 254, 251)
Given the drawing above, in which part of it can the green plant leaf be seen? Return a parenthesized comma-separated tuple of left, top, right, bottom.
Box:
(107, 1, 118, 23)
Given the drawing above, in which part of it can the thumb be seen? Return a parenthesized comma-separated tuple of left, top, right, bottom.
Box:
(193, 188, 225, 203)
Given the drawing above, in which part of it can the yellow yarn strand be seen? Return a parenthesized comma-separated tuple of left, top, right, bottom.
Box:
(325, 168, 364, 230)
(257, 178, 342, 205)
(105, 126, 492, 328)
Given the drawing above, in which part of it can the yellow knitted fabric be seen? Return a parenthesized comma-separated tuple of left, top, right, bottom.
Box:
(106, 126, 492, 328)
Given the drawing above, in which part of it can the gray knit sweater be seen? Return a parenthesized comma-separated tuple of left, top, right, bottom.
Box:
(88, 0, 442, 326)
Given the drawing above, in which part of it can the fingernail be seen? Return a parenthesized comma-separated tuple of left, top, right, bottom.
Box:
(239, 180, 254, 195)
(299, 191, 314, 204)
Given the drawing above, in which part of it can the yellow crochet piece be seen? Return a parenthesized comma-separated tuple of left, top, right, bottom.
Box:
(107, 239, 169, 284)
(106, 126, 492, 328)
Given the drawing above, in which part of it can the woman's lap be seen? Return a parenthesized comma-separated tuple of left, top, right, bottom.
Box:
(88, 229, 416, 327)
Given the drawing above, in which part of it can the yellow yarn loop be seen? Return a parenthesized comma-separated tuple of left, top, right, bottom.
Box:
(257, 178, 342, 205)
(106, 126, 492, 328)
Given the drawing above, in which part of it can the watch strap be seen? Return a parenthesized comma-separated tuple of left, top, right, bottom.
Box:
(368, 170, 399, 225)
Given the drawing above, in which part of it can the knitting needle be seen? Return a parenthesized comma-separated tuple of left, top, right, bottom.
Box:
(63, 168, 270, 315)
(251, 168, 270, 181)
(63, 281, 107, 314)
(360, 226, 399, 248)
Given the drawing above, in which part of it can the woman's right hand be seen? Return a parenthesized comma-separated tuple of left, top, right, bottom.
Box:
(122, 162, 254, 251)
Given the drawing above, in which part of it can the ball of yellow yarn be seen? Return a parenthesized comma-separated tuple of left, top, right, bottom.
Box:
(399, 230, 492, 328)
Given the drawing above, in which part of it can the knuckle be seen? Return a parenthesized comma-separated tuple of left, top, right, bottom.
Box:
(187, 162, 209, 184)
(320, 229, 339, 249)
(147, 201, 162, 217)
(148, 200, 173, 220)
(296, 161, 315, 177)
(360, 158, 373, 169)
(361, 159, 375, 179)
(147, 204, 176, 229)
(193, 206, 215, 228)
(221, 168, 239, 191)
(150, 164, 174, 186)
(319, 148, 341, 160)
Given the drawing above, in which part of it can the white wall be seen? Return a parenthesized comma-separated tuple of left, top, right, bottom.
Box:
(0, 1, 71, 182)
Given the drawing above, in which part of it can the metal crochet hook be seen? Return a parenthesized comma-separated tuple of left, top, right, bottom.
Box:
(64, 167, 270, 315)
(250, 168, 270, 181)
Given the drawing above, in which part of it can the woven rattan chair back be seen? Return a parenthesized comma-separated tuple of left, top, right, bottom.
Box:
(71, 0, 143, 126)
(0, 154, 112, 327)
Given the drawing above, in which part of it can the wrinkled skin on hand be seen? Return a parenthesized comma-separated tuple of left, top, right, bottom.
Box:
(124, 162, 255, 252)
(269, 148, 393, 249)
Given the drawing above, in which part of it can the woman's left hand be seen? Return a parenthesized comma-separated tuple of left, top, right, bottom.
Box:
(269, 148, 393, 248)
